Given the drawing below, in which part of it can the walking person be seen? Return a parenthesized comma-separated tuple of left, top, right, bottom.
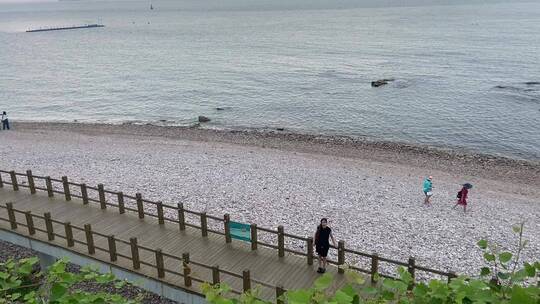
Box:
(314, 218, 336, 273)
(453, 183, 473, 213)
(1, 111, 9, 130)
(423, 176, 433, 205)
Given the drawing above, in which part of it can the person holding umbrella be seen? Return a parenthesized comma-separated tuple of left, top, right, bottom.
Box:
(453, 183, 473, 213)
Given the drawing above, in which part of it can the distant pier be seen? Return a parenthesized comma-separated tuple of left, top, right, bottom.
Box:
(26, 24, 104, 33)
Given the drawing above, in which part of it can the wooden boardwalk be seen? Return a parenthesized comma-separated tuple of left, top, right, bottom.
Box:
(0, 187, 348, 301)
(0, 169, 456, 302)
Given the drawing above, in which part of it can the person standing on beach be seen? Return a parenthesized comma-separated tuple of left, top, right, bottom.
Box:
(1, 111, 9, 130)
(423, 176, 433, 205)
(314, 218, 336, 273)
(453, 183, 472, 213)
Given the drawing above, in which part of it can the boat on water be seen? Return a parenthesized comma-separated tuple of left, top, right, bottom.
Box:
(26, 24, 105, 33)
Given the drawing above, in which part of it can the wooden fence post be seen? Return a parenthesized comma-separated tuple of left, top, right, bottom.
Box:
(242, 270, 251, 292)
(183, 253, 191, 287)
(371, 253, 379, 284)
(338, 241, 345, 274)
(9, 171, 18, 191)
(98, 184, 106, 209)
(212, 266, 220, 285)
(200, 212, 208, 237)
(408, 256, 416, 289)
(447, 271, 457, 284)
(136, 193, 144, 219)
(84, 224, 95, 254)
(224, 214, 231, 243)
(277, 226, 285, 258)
(117, 192, 125, 214)
(108, 235, 117, 262)
(156, 201, 164, 225)
(178, 203, 185, 231)
(44, 212, 54, 240)
(45, 176, 53, 197)
(276, 286, 285, 304)
(155, 248, 165, 278)
(0, 172, 3, 188)
(307, 237, 314, 265)
(27, 170, 36, 194)
(130, 238, 140, 269)
(61, 176, 71, 201)
(25, 211, 35, 235)
(250, 224, 257, 250)
(81, 183, 89, 204)
(64, 222, 74, 247)
(6, 203, 17, 229)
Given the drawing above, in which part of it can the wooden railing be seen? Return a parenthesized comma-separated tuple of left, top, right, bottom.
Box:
(0, 169, 457, 284)
(0, 203, 285, 300)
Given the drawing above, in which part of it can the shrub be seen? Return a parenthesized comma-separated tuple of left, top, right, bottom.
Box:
(0, 257, 139, 304)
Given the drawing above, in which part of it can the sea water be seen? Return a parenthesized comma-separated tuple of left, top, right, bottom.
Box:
(0, 0, 539, 160)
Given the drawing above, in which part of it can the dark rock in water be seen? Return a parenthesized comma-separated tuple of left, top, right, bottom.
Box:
(276, 127, 285, 131)
(216, 107, 225, 111)
(525, 81, 540, 85)
(198, 116, 211, 123)
(371, 78, 395, 87)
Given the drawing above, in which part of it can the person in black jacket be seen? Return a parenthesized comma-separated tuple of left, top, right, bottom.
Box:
(314, 218, 336, 273)
(1, 111, 9, 130)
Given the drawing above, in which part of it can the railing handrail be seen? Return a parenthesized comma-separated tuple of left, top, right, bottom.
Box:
(0, 204, 277, 297)
(0, 169, 456, 282)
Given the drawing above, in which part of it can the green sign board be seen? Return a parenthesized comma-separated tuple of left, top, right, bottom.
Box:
(229, 221, 251, 242)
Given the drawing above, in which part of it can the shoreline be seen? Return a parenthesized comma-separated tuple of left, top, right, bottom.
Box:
(9, 121, 540, 187)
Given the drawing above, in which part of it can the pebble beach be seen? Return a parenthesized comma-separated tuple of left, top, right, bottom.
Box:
(1, 122, 539, 279)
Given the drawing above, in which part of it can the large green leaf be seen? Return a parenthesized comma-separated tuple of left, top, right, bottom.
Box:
(332, 290, 354, 304)
(50, 283, 68, 302)
(483, 253, 496, 262)
(499, 252, 513, 264)
(314, 273, 333, 290)
(360, 286, 378, 295)
(477, 240, 488, 249)
(286, 289, 312, 304)
(524, 263, 536, 277)
(398, 267, 413, 285)
(382, 279, 408, 293)
(497, 272, 510, 280)
(339, 284, 356, 297)
(510, 285, 535, 304)
(511, 269, 529, 283)
(480, 267, 491, 276)
(412, 283, 429, 298)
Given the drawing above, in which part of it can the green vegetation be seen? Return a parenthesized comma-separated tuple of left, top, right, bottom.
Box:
(202, 224, 539, 304)
(0, 257, 139, 304)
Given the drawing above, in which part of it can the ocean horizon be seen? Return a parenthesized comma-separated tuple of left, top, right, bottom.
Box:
(1, 0, 539, 161)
